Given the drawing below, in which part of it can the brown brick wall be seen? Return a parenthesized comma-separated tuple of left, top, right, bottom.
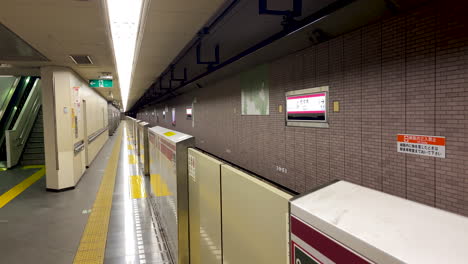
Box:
(137, 0, 468, 216)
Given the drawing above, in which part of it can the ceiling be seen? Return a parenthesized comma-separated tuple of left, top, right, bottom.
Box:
(129, 0, 396, 112)
(129, 0, 226, 110)
(0, 0, 120, 104)
(0, 0, 226, 110)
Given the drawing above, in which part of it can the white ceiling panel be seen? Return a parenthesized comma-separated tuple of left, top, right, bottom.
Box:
(0, 0, 121, 103)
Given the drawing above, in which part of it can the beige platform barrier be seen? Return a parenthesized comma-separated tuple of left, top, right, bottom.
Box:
(138, 121, 150, 175)
(188, 149, 224, 264)
(132, 119, 140, 142)
(148, 126, 194, 264)
(221, 165, 293, 264)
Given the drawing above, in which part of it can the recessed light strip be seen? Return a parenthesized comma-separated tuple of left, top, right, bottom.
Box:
(106, 0, 143, 111)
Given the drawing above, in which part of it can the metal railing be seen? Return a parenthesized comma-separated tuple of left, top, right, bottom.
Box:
(88, 127, 108, 144)
(5, 79, 41, 168)
(74, 140, 85, 155)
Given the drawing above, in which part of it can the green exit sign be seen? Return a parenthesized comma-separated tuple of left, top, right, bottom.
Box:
(89, 79, 113, 88)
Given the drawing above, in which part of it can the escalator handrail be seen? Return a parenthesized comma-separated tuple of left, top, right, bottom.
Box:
(12, 79, 42, 146)
(4, 78, 42, 168)
(0, 76, 32, 145)
(0, 77, 20, 121)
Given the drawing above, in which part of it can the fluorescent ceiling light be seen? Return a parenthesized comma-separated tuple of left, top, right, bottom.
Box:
(106, 0, 143, 111)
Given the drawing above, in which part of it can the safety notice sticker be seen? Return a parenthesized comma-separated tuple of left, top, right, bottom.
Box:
(188, 154, 196, 182)
(397, 134, 445, 158)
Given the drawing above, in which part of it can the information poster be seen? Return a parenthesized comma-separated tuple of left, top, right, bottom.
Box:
(241, 64, 269, 115)
(186, 107, 192, 119)
(188, 154, 196, 182)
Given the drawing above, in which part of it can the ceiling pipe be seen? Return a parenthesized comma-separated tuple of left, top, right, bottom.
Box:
(155, 0, 239, 83)
(141, 0, 357, 107)
(127, 0, 240, 113)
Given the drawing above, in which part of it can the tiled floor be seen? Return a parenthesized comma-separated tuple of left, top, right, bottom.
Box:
(0, 133, 116, 263)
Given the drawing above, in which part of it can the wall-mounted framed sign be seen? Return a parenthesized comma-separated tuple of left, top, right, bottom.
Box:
(186, 107, 192, 120)
(286, 86, 329, 128)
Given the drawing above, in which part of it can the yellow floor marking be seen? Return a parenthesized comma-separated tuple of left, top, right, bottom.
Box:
(0, 166, 45, 208)
(128, 144, 134, 150)
(130, 175, 147, 199)
(22, 165, 45, 169)
(150, 174, 172, 197)
(128, 154, 137, 164)
(73, 126, 122, 264)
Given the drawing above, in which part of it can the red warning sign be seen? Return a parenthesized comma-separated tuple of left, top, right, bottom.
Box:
(397, 134, 445, 158)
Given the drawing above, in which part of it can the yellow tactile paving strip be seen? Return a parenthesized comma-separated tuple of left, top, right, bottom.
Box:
(150, 173, 172, 197)
(73, 126, 122, 264)
(126, 127, 147, 199)
(0, 165, 45, 208)
(128, 154, 137, 164)
(130, 175, 147, 199)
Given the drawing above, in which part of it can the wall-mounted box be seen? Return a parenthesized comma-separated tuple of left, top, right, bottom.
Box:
(290, 181, 468, 264)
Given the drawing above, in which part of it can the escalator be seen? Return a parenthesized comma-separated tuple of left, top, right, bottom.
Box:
(0, 76, 42, 168)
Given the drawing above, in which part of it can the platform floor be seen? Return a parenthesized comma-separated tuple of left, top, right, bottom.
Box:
(0, 122, 170, 264)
